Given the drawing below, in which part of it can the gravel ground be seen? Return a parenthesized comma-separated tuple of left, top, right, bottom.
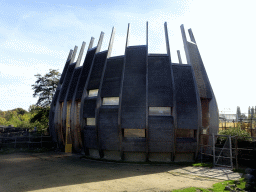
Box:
(0, 152, 224, 192)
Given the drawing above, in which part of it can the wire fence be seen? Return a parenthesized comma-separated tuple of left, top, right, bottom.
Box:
(200, 134, 256, 169)
(0, 126, 53, 150)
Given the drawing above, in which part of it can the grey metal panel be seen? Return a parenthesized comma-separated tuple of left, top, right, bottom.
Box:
(148, 56, 173, 107)
(83, 99, 97, 118)
(59, 63, 76, 102)
(75, 48, 97, 100)
(87, 51, 108, 90)
(66, 67, 82, 101)
(172, 65, 199, 129)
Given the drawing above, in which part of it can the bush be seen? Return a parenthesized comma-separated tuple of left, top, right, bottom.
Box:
(218, 126, 252, 144)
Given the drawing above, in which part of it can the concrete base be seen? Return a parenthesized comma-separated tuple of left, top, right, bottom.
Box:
(149, 152, 172, 162)
(124, 152, 146, 162)
(103, 150, 121, 161)
(174, 153, 194, 162)
(89, 149, 100, 159)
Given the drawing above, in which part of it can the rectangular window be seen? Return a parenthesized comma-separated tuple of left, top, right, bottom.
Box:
(86, 118, 96, 126)
(176, 129, 195, 138)
(88, 89, 99, 97)
(123, 129, 145, 138)
(149, 107, 171, 116)
(102, 97, 119, 105)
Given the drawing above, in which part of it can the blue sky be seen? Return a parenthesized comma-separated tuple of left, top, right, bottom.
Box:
(0, 0, 255, 114)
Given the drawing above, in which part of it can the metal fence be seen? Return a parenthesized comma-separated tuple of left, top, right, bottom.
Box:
(200, 134, 256, 169)
(0, 127, 53, 149)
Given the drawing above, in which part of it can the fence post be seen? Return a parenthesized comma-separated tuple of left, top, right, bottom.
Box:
(212, 133, 215, 167)
(28, 132, 30, 149)
(15, 137, 17, 148)
(41, 134, 43, 148)
(235, 136, 238, 169)
(229, 135, 233, 169)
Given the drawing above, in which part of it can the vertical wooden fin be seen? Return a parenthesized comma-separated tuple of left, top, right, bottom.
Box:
(107, 27, 116, 58)
(177, 50, 182, 64)
(188, 28, 196, 44)
(146, 21, 149, 161)
(88, 37, 95, 50)
(76, 42, 86, 67)
(70, 46, 78, 64)
(96, 32, 104, 53)
(180, 24, 191, 65)
(125, 23, 130, 48)
(67, 49, 73, 63)
(164, 22, 171, 62)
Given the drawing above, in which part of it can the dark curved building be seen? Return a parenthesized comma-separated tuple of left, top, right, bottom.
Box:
(49, 22, 218, 162)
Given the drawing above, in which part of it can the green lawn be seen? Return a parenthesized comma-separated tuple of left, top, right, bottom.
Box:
(172, 178, 248, 192)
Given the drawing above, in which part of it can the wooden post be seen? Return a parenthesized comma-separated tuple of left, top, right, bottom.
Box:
(118, 23, 130, 160)
(41, 134, 43, 148)
(229, 135, 233, 169)
(177, 50, 182, 64)
(235, 136, 238, 169)
(15, 137, 17, 148)
(146, 21, 149, 161)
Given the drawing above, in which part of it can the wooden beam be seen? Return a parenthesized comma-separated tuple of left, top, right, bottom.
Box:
(88, 37, 95, 50)
(96, 27, 116, 158)
(118, 23, 130, 160)
(146, 21, 149, 161)
(177, 50, 182, 64)
(188, 28, 196, 44)
(70, 46, 78, 64)
(76, 42, 86, 67)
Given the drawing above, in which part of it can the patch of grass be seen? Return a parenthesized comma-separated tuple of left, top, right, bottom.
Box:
(192, 163, 213, 168)
(171, 178, 247, 192)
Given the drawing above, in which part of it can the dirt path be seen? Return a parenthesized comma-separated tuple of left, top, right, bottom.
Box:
(0, 152, 223, 192)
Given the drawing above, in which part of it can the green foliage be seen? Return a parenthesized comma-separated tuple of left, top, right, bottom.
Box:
(30, 106, 50, 132)
(172, 178, 246, 192)
(31, 69, 60, 107)
(218, 126, 252, 144)
(192, 163, 213, 168)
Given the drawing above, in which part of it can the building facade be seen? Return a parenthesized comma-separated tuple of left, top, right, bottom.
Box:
(49, 23, 219, 162)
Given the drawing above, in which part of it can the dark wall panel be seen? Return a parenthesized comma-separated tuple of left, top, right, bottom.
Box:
(173, 65, 199, 129)
(84, 126, 97, 148)
(148, 56, 173, 107)
(75, 48, 96, 100)
(52, 89, 60, 106)
(187, 42, 212, 99)
(83, 99, 96, 118)
(148, 116, 174, 152)
(59, 59, 71, 84)
(121, 46, 147, 129)
(98, 107, 119, 150)
(59, 63, 76, 102)
(67, 67, 82, 101)
(101, 56, 124, 97)
(87, 51, 108, 90)
(122, 138, 146, 152)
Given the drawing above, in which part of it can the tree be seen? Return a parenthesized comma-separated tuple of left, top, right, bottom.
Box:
(32, 69, 60, 107)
